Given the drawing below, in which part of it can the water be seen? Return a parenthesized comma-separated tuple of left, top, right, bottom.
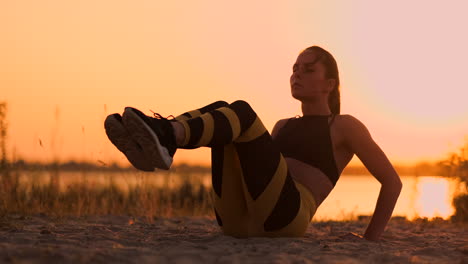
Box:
(314, 175, 463, 221)
(16, 171, 464, 221)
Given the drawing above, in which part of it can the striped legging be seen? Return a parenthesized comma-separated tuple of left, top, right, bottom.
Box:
(173, 100, 317, 237)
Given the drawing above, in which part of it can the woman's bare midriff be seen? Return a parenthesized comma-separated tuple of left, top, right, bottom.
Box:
(285, 157, 334, 206)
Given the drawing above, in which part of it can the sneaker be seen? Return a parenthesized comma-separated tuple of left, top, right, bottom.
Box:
(104, 113, 154, 171)
(122, 107, 177, 170)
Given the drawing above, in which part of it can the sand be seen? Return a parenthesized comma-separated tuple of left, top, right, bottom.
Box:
(0, 215, 466, 264)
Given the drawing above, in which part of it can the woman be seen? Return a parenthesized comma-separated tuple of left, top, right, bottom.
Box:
(104, 46, 402, 241)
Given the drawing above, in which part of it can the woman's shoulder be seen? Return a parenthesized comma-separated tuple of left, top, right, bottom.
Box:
(276, 117, 292, 125)
(334, 114, 372, 139)
(272, 118, 291, 130)
(272, 117, 295, 137)
(335, 114, 365, 127)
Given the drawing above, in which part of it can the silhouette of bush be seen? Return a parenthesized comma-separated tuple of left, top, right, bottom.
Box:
(442, 142, 468, 222)
(451, 193, 468, 222)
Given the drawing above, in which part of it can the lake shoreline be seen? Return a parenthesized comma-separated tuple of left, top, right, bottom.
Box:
(4, 160, 451, 178)
(0, 214, 466, 263)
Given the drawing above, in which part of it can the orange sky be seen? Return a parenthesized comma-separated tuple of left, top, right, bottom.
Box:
(1, 1, 467, 167)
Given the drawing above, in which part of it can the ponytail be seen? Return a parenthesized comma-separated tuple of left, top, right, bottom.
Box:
(302, 46, 341, 115)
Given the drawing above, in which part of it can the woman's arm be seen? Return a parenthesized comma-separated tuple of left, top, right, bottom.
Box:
(343, 115, 403, 241)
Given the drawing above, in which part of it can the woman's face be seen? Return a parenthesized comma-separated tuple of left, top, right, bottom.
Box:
(290, 51, 333, 102)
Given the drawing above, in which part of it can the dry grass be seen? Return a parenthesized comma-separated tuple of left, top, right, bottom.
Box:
(0, 101, 217, 221)
(0, 169, 214, 221)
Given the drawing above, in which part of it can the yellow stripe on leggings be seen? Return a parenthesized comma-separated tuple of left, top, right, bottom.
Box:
(216, 107, 241, 141)
(187, 110, 202, 118)
(196, 113, 215, 146)
(178, 120, 191, 147)
(250, 156, 288, 223)
(234, 117, 267, 143)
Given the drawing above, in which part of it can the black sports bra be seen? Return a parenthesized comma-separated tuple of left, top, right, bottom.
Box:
(273, 115, 340, 185)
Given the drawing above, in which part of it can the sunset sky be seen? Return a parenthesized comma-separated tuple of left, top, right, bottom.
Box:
(1, 0, 467, 167)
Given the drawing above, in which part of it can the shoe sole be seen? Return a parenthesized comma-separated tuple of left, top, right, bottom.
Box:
(122, 108, 173, 170)
(104, 114, 154, 171)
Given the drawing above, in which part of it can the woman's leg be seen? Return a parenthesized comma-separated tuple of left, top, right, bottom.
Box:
(122, 101, 232, 169)
(176, 100, 317, 237)
(171, 101, 249, 234)
(105, 100, 232, 171)
(172, 101, 229, 150)
(233, 125, 317, 236)
(173, 101, 229, 121)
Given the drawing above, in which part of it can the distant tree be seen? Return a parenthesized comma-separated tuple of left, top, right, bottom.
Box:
(0, 102, 7, 170)
(441, 143, 467, 183)
(441, 141, 468, 222)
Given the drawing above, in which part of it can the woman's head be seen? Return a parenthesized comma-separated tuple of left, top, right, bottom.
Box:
(290, 46, 340, 114)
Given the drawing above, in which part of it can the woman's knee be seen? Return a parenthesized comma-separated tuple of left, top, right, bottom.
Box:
(230, 100, 256, 114)
(229, 100, 257, 130)
(212, 100, 229, 108)
(230, 100, 250, 108)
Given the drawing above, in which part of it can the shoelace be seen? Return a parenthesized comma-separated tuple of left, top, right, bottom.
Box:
(150, 110, 175, 120)
(150, 110, 177, 146)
